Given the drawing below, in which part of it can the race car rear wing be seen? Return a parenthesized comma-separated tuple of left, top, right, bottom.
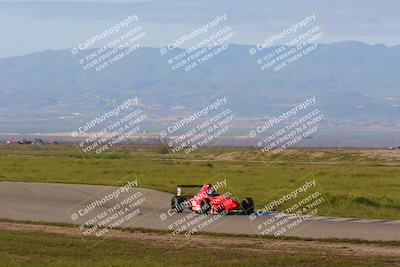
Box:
(176, 185, 202, 197)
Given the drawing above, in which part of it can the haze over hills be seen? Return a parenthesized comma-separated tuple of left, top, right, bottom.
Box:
(0, 41, 400, 132)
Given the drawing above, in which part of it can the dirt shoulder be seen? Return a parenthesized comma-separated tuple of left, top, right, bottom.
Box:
(1, 221, 399, 258)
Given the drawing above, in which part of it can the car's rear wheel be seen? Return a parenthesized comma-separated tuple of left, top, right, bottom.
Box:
(171, 196, 184, 213)
(200, 199, 211, 214)
(241, 197, 254, 215)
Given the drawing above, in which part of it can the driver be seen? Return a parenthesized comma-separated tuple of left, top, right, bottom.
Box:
(207, 186, 219, 197)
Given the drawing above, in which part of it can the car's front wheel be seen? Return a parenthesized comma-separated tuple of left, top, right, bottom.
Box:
(241, 197, 254, 215)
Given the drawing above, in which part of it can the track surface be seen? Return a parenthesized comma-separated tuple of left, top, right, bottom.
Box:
(1, 182, 400, 241)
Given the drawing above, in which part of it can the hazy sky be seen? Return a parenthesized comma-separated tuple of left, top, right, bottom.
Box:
(0, 0, 399, 58)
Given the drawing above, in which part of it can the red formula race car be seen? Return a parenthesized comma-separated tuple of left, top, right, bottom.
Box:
(171, 183, 254, 215)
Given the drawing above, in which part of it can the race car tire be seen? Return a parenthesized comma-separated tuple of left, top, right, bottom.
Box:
(200, 198, 211, 214)
(241, 197, 254, 215)
(171, 196, 184, 213)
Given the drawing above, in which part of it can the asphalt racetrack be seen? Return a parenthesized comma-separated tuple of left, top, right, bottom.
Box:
(1, 182, 400, 241)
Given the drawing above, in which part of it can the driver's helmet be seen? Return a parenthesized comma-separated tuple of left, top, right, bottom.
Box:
(207, 186, 218, 196)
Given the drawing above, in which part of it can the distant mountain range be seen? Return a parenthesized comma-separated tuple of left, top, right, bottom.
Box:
(1, 41, 400, 132)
